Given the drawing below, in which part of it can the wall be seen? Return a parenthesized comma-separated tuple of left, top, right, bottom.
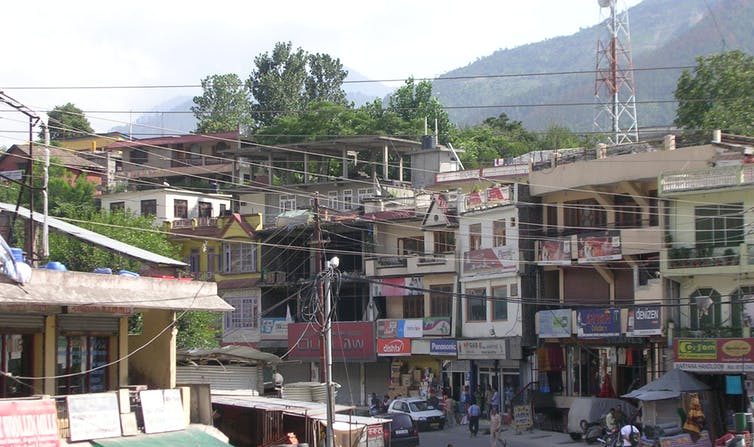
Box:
(461, 276, 522, 338)
(101, 189, 231, 222)
(128, 309, 177, 389)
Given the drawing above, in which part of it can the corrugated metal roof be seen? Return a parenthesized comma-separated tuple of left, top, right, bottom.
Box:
(210, 394, 353, 416)
(178, 345, 280, 364)
(0, 202, 186, 267)
(106, 132, 239, 149)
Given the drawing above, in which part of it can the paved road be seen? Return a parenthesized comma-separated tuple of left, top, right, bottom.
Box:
(420, 421, 582, 447)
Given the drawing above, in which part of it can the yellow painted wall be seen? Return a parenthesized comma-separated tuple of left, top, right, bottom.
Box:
(57, 134, 126, 151)
(128, 309, 177, 389)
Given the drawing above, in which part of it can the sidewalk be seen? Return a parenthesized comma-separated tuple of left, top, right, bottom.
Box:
(423, 418, 580, 447)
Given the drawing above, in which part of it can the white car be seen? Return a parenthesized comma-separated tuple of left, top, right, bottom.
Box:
(387, 397, 446, 430)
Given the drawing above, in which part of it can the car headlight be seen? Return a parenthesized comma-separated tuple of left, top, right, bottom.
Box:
(418, 417, 427, 421)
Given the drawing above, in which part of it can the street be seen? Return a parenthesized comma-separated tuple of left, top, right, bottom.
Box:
(420, 422, 580, 447)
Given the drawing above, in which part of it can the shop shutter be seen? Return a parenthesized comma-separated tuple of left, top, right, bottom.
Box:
(0, 314, 45, 330)
(333, 362, 363, 406)
(57, 315, 120, 334)
(176, 365, 258, 390)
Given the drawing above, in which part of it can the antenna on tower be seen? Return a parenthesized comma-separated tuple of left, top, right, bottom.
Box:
(594, 0, 638, 145)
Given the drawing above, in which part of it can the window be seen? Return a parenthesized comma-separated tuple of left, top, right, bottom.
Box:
(224, 296, 259, 329)
(189, 249, 200, 273)
(0, 334, 33, 398)
(430, 284, 453, 317)
(222, 242, 258, 273)
(434, 231, 455, 254)
(109, 202, 125, 213)
(469, 223, 482, 251)
(403, 295, 424, 318)
(695, 203, 744, 248)
(689, 288, 721, 330)
(615, 195, 641, 228)
(56, 335, 110, 395)
(198, 201, 212, 218)
(466, 287, 487, 322)
(207, 248, 217, 274)
(327, 191, 339, 210)
(564, 199, 605, 232)
(399, 236, 424, 255)
(280, 195, 296, 213)
(220, 204, 227, 216)
(546, 204, 558, 234)
(174, 199, 188, 219)
(492, 285, 508, 320)
(357, 188, 373, 205)
(130, 149, 148, 164)
(342, 190, 353, 210)
(140, 199, 157, 216)
(493, 220, 506, 247)
(732, 286, 754, 329)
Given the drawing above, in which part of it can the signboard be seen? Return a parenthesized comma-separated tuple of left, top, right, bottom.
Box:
(371, 277, 423, 297)
(464, 186, 512, 211)
(513, 405, 533, 431)
(67, 393, 122, 441)
(457, 339, 507, 359)
(675, 338, 754, 372)
(377, 319, 423, 338)
(463, 246, 517, 275)
(430, 339, 457, 356)
(627, 305, 662, 336)
(537, 309, 572, 338)
(0, 170, 24, 181)
(576, 308, 620, 338)
(423, 317, 451, 336)
(377, 319, 399, 338)
(0, 399, 59, 447)
(288, 322, 376, 362)
(537, 238, 572, 265)
(260, 318, 288, 340)
(377, 338, 411, 356)
(577, 231, 622, 263)
(68, 305, 132, 315)
(140, 389, 186, 434)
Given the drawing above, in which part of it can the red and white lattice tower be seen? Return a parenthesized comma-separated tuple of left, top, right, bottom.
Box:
(594, 0, 638, 145)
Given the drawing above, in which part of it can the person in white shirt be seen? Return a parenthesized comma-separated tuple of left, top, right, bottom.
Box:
(620, 424, 640, 447)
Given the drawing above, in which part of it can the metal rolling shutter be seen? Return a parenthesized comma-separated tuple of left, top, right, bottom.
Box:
(332, 362, 362, 406)
(176, 365, 259, 391)
(57, 315, 120, 334)
(0, 314, 45, 330)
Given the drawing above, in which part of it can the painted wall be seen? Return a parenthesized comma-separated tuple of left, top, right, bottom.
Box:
(101, 189, 232, 222)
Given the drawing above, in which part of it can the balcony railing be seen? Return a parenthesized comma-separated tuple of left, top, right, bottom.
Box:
(660, 165, 754, 194)
(667, 245, 741, 269)
(171, 217, 218, 228)
(376, 257, 408, 268)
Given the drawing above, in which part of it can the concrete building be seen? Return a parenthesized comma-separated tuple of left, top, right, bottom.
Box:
(101, 187, 232, 226)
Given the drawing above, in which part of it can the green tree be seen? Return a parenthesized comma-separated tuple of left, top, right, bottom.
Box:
(305, 53, 349, 106)
(386, 77, 454, 143)
(449, 113, 537, 168)
(675, 50, 754, 134)
(192, 73, 252, 134)
(538, 124, 591, 150)
(42, 103, 94, 141)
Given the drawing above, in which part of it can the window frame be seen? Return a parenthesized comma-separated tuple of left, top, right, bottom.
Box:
(109, 202, 125, 213)
(493, 219, 506, 247)
(174, 199, 188, 219)
(492, 285, 508, 321)
(402, 294, 424, 318)
(398, 236, 425, 255)
(224, 296, 260, 330)
(430, 284, 453, 317)
(469, 223, 482, 251)
(222, 242, 258, 273)
(694, 203, 744, 248)
(466, 287, 487, 322)
(140, 199, 157, 217)
(434, 231, 455, 254)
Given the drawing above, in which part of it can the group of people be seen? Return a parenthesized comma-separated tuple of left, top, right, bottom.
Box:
(606, 406, 641, 447)
(368, 393, 391, 416)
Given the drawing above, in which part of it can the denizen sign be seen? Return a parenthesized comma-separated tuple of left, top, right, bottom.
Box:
(288, 322, 376, 361)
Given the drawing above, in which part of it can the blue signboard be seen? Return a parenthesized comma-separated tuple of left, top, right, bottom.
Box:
(429, 339, 457, 356)
(576, 308, 620, 338)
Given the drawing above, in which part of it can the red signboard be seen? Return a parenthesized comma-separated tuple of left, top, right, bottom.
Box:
(377, 338, 411, 356)
(0, 399, 60, 447)
(288, 322, 376, 362)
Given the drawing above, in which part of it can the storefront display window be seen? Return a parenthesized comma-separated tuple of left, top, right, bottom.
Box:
(56, 335, 110, 395)
(0, 334, 33, 398)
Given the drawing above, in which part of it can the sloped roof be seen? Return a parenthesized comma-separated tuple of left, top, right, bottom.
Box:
(3, 144, 104, 171)
(107, 132, 239, 149)
(178, 345, 280, 364)
(622, 368, 709, 401)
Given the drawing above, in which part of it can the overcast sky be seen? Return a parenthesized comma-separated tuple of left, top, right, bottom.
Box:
(0, 0, 641, 146)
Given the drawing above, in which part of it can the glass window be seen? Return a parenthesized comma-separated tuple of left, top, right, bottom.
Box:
(222, 242, 257, 273)
(357, 188, 373, 204)
(140, 199, 157, 216)
(0, 334, 33, 398)
(174, 199, 188, 219)
(695, 203, 744, 248)
(469, 223, 482, 251)
(492, 285, 508, 320)
(220, 204, 227, 216)
(399, 236, 424, 255)
(563, 199, 605, 232)
(466, 287, 487, 322)
(224, 297, 259, 329)
(327, 191, 339, 210)
(109, 202, 125, 213)
(434, 231, 455, 254)
(689, 288, 721, 330)
(615, 195, 641, 228)
(56, 335, 110, 395)
(430, 284, 453, 317)
(206, 248, 217, 274)
(130, 149, 148, 164)
(280, 195, 296, 213)
(403, 295, 424, 318)
(493, 220, 506, 247)
(189, 249, 200, 273)
(732, 286, 754, 329)
(342, 190, 353, 210)
(198, 201, 212, 218)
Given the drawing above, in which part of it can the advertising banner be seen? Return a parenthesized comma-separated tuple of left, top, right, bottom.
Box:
(577, 231, 622, 263)
(457, 339, 507, 359)
(376, 319, 399, 338)
(377, 338, 411, 356)
(463, 246, 517, 275)
(430, 339, 458, 356)
(399, 319, 423, 338)
(288, 322, 375, 361)
(675, 339, 754, 372)
(537, 237, 572, 265)
(537, 309, 572, 338)
(627, 305, 662, 336)
(67, 393, 121, 441)
(423, 317, 452, 336)
(0, 400, 59, 447)
(372, 277, 424, 296)
(576, 308, 620, 338)
(260, 318, 288, 340)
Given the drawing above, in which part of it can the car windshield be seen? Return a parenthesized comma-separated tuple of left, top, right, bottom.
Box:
(409, 401, 432, 411)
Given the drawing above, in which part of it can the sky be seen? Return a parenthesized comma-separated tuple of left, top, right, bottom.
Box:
(0, 0, 641, 146)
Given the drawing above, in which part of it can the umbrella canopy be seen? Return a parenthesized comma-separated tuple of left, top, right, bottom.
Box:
(622, 369, 709, 401)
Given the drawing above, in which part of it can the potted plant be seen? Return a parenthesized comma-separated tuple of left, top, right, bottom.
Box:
(723, 248, 737, 266)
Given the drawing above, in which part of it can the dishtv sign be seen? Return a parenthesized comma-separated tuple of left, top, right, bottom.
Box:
(377, 338, 411, 356)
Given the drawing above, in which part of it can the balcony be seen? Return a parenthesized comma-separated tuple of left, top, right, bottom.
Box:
(171, 217, 218, 228)
(659, 164, 754, 195)
(661, 244, 753, 276)
(365, 253, 456, 276)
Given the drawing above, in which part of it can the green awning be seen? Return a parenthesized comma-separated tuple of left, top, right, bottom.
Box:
(90, 429, 230, 446)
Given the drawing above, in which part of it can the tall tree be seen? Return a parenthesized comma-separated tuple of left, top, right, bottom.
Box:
(449, 113, 537, 168)
(675, 50, 754, 135)
(386, 78, 454, 143)
(43, 103, 94, 141)
(305, 53, 349, 106)
(192, 73, 251, 134)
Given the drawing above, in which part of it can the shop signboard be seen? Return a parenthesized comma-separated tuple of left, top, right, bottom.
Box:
(675, 338, 754, 372)
(140, 389, 186, 434)
(576, 308, 620, 338)
(67, 393, 122, 441)
(260, 318, 288, 339)
(430, 339, 457, 356)
(537, 237, 572, 265)
(463, 246, 517, 275)
(288, 322, 376, 362)
(398, 319, 423, 338)
(371, 277, 423, 296)
(377, 338, 411, 356)
(423, 317, 451, 336)
(627, 305, 662, 336)
(513, 405, 533, 431)
(577, 231, 622, 263)
(457, 339, 506, 359)
(537, 309, 572, 338)
(377, 319, 399, 338)
(0, 399, 59, 447)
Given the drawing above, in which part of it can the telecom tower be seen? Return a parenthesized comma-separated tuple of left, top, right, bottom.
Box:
(594, 0, 639, 145)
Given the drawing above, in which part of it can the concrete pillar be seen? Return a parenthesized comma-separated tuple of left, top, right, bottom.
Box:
(32, 332, 44, 395)
(383, 144, 389, 180)
(267, 153, 273, 183)
(399, 157, 404, 183)
(43, 315, 55, 395)
(303, 153, 309, 184)
(342, 148, 348, 179)
(128, 309, 177, 389)
(119, 316, 129, 387)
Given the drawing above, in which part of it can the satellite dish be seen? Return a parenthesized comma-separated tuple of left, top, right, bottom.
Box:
(598, 0, 613, 7)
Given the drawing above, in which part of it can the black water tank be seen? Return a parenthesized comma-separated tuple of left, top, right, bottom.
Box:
(421, 135, 436, 149)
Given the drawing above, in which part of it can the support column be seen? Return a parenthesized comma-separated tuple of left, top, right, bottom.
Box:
(304, 153, 309, 184)
(342, 148, 349, 179)
(383, 144, 389, 180)
(43, 315, 55, 395)
(267, 153, 273, 183)
(399, 157, 404, 183)
(119, 316, 129, 387)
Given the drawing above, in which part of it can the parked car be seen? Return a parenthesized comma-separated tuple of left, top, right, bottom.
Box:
(383, 413, 420, 446)
(387, 397, 445, 430)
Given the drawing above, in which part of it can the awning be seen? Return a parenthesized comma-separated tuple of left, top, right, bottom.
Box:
(179, 345, 281, 364)
(90, 429, 231, 446)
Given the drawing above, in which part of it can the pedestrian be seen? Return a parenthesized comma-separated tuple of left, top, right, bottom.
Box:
(491, 386, 501, 414)
(485, 385, 494, 418)
(443, 393, 456, 427)
(369, 393, 380, 416)
(382, 394, 390, 412)
(620, 423, 640, 447)
(468, 401, 481, 437)
(490, 408, 502, 447)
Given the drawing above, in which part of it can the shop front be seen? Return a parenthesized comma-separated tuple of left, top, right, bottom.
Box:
(457, 338, 522, 412)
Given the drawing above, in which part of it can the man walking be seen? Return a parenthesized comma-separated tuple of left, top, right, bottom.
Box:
(468, 401, 481, 437)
